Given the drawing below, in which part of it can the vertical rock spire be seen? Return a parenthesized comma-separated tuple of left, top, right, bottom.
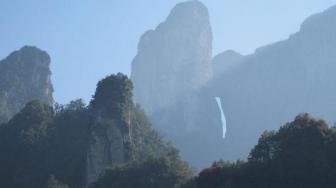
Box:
(87, 73, 133, 184)
(131, 0, 213, 116)
(0, 46, 54, 124)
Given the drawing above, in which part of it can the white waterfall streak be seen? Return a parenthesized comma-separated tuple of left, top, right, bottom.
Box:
(215, 97, 227, 139)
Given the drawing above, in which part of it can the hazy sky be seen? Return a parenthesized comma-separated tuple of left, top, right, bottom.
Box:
(1, 0, 336, 104)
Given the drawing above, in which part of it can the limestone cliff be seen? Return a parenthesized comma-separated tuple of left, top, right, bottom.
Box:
(87, 73, 133, 184)
(131, 0, 213, 116)
(0, 46, 54, 123)
(130, 1, 224, 168)
(130, 1, 336, 168)
(209, 4, 336, 160)
(86, 73, 176, 184)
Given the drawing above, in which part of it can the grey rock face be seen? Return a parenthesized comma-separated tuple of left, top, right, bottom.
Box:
(86, 116, 129, 184)
(131, 1, 224, 169)
(212, 50, 243, 76)
(86, 74, 132, 184)
(131, 2, 336, 168)
(131, 0, 213, 116)
(0, 46, 54, 123)
(209, 5, 336, 160)
(150, 89, 224, 168)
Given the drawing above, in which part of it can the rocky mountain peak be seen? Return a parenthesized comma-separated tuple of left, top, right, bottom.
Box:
(0, 46, 53, 123)
(131, 0, 213, 115)
(165, 0, 210, 28)
(87, 73, 133, 184)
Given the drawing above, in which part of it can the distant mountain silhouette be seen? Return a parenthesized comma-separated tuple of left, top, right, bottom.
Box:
(131, 1, 223, 168)
(132, 1, 336, 167)
(209, 4, 336, 160)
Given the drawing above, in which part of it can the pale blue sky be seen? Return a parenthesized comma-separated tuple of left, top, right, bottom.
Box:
(1, 0, 336, 104)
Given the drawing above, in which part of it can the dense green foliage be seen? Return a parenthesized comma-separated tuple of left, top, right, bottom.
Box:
(52, 99, 90, 188)
(0, 101, 54, 188)
(91, 73, 133, 120)
(0, 73, 186, 188)
(3, 72, 336, 188)
(89, 73, 134, 163)
(0, 100, 86, 188)
(46, 176, 69, 188)
(89, 157, 193, 188)
(131, 104, 179, 161)
(193, 113, 336, 188)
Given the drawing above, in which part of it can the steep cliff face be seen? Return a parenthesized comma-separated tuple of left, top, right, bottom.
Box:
(131, 0, 213, 116)
(131, 1, 223, 168)
(131, 2, 336, 168)
(86, 73, 176, 184)
(87, 74, 133, 184)
(209, 5, 336, 160)
(0, 72, 178, 187)
(0, 46, 54, 123)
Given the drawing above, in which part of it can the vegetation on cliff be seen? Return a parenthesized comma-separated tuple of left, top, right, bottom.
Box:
(1, 73, 336, 188)
(0, 73, 189, 188)
(0, 46, 54, 124)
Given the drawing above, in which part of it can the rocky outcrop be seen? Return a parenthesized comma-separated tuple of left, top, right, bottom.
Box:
(87, 74, 133, 184)
(131, 1, 227, 169)
(0, 46, 54, 123)
(86, 73, 181, 184)
(209, 5, 336, 160)
(0, 71, 180, 187)
(131, 1, 336, 167)
(131, 0, 213, 116)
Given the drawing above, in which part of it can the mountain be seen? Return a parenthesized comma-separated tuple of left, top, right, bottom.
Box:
(131, 1, 225, 168)
(131, 0, 213, 116)
(212, 50, 243, 76)
(131, 1, 336, 166)
(87, 74, 134, 183)
(209, 4, 336, 160)
(0, 73, 179, 188)
(0, 46, 54, 124)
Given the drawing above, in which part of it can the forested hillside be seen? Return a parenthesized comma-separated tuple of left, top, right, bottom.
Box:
(191, 114, 336, 188)
(0, 73, 191, 188)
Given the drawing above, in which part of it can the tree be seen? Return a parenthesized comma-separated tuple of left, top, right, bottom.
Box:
(0, 73, 192, 188)
(90, 73, 133, 120)
(47, 175, 69, 188)
(46, 175, 69, 188)
(0, 101, 54, 188)
(194, 113, 336, 188)
(249, 131, 277, 163)
(51, 99, 90, 188)
(131, 104, 179, 162)
(89, 157, 193, 188)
